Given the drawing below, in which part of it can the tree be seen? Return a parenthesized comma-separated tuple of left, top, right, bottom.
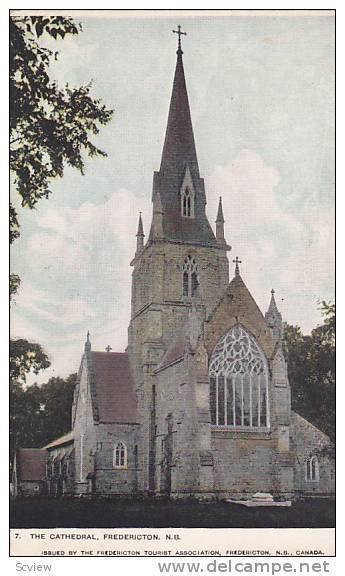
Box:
(10, 338, 51, 385)
(10, 15, 113, 290)
(10, 373, 77, 468)
(284, 302, 335, 442)
(10, 15, 113, 392)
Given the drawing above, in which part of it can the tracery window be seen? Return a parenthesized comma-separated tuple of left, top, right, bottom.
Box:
(305, 455, 319, 482)
(181, 187, 194, 218)
(113, 441, 127, 469)
(182, 255, 198, 297)
(209, 324, 270, 429)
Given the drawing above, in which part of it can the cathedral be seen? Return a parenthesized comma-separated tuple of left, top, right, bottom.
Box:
(13, 31, 334, 501)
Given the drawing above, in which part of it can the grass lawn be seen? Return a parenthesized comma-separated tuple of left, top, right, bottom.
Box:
(10, 497, 335, 529)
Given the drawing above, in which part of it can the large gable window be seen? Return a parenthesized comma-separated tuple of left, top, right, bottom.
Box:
(182, 255, 198, 297)
(209, 324, 270, 429)
(113, 441, 127, 469)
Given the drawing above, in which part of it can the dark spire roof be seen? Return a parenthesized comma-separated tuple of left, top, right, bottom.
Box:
(159, 49, 199, 184)
(149, 44, 219, 247)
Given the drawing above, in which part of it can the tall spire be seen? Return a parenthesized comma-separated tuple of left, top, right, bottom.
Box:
(136, 212, 144, 254)
(149, 29, 221, 248)
(216, 196, 226, 244)
(159, 28, 199, 183)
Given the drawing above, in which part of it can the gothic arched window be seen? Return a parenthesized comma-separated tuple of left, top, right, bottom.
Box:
(182, 256, 198, 297)
(113, 442, 127, 469)
(305, 455, 319, 482)
(209, 324, 270, 429)
(181, 187, 194, 218)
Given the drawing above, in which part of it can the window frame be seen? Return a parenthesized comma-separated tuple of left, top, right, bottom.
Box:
(182, 255, 198, 298)
(305, 455, 320, 482)
(113, 441, 128, 469)
(209, 324, 270, 431)
(181, 186, 194, 218)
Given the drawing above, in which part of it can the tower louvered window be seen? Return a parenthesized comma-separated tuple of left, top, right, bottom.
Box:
(209, 324, 270, 429)
(182, 187, 194, 218)
(182, 255, 198, 297)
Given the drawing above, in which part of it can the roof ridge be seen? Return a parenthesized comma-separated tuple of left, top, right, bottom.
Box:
(91, 350, 128, 356)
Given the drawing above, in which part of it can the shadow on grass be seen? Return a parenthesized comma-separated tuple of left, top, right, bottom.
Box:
(10, 497, 335, 529)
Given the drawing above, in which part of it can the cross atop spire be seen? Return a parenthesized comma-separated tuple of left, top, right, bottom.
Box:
(173, 24, 187, 55)
(233, 256, 242, 276)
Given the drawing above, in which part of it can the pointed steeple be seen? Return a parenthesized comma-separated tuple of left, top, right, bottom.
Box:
(216, 196, 226, 244)
(160, 31, 199, 183)
(136, 212, 144, 254)
(265, 289, 282, 339)
(149, 31, 224, 248)
(84, 331, 91, 353)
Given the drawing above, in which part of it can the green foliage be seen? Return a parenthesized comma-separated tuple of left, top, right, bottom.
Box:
(10, 274, 21, 300)
(10, 339, 51, 384)
(10, 373, 77, 468)
(284, 302, 335, 442)
(9, 16, 113, 395)
(10, 15, 113, 239)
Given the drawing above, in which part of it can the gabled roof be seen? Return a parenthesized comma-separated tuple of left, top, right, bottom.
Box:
(44, 431, 74, 450)
(90, 351, 138, 424)
(205, 273, 275, 359)
(16, 449, 47, 481)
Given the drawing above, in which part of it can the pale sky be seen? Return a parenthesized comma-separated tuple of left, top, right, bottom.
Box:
(10, 11, 335, 386)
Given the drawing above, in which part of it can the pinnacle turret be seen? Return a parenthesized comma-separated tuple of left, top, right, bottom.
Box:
(84, 331, 91, 353)
(152, 191, 164, 239)
(265, 289, 282, 339)
(216, 197, 226, 244)
(136, 212, 144, 254)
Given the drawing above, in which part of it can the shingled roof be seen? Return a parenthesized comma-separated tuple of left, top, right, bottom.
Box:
(149, 47, 218, 247)
(90, 351, 138, 424)
(15, 449, 47, 481)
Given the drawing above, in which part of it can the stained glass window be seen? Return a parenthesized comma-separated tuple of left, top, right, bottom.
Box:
(209, 324, 270, 429)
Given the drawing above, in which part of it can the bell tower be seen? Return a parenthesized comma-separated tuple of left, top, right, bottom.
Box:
(128, 28, 230, 493)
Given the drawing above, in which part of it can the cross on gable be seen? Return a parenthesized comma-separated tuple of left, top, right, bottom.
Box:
(232, 256, 242, 276)
(105, 345, 112, 353)
(173, 24, 187, 53)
